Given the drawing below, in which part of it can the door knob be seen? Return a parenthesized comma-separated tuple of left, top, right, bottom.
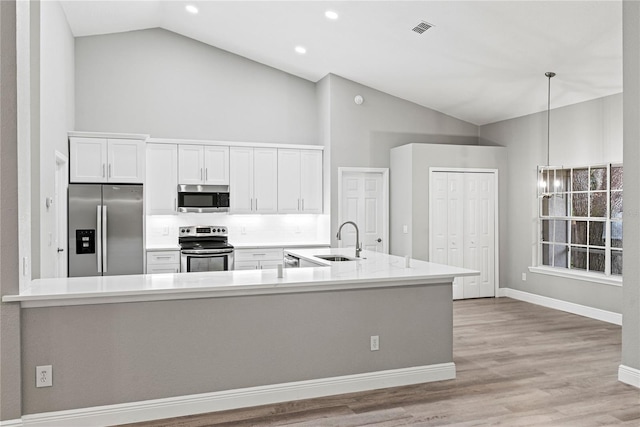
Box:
(377, 238, 382, 243)
(57, 248, 64, 252)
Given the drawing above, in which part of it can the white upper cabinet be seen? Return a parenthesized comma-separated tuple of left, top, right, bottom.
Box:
(70, 137, 145, 183)
(230, 147, 278, 214)
(146, 144, 178, 215)
(278, 149, 322, 214)
(178, 145, 229, 185)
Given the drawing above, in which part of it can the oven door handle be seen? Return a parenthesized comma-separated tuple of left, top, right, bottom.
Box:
(181, 249, 234, 255)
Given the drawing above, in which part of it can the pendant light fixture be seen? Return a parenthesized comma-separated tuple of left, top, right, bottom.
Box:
(545, 71, 556, 166)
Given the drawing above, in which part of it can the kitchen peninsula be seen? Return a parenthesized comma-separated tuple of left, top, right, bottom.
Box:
(3, 250, 476, 426)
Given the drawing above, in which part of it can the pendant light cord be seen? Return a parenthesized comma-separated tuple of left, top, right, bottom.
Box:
(545, 72, 556, 167)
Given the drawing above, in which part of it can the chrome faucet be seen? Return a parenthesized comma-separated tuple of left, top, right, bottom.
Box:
(336, 221, 362, 258)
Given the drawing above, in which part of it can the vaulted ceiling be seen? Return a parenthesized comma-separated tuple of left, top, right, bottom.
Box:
(60, 1, 622, 126)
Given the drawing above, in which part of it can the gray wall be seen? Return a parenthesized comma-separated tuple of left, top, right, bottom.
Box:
(75, 28, 318, 145)
(479, 94, 623, 314)
(390, 144, 507, 277)
(22, 284, 452, 414)
(325, 74, 479, 246)
(622, 0, 640, 373)
(0, 0, 22, 420)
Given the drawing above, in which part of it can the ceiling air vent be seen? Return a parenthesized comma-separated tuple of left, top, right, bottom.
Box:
(411, 21, 433, 34)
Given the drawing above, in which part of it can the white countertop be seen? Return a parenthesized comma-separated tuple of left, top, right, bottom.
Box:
(3, 249, 477, 308)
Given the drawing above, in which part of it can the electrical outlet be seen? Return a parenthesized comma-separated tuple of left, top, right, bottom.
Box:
(403, 225, 408, 234)
(370, 335, 380, 351)
(522, 273, 527, 281)
(241, 226, 246, 235)
(36, 365, 52, 388)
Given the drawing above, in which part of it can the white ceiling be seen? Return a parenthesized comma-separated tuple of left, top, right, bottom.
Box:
(59, 0, 622, 126)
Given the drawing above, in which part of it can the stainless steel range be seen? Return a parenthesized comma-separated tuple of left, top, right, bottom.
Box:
(179, 225, 234, 272)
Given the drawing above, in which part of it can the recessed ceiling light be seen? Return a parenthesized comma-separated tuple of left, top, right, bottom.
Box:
(185, 5, 198, 14)
(325, 10, 339, 20)
(294, 46, 307, 55)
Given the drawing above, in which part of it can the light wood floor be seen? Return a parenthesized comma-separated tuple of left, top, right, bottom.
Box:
(119, 298, 639, 426)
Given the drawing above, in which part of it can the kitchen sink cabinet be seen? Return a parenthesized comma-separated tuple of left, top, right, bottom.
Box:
(178, 145, 229, 185)
(70, 137, 145, 183)
(146, 143, 178, 214)
(230, 147, 278, 214)
(278, 149, 322, 214)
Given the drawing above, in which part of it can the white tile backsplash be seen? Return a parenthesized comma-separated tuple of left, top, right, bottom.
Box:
(146, 214, 330, 247)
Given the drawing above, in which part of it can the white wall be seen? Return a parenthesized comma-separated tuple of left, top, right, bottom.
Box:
(74, 28, 318, 145)
(36, 0, 74, 278)
(479, 93, 623, 314)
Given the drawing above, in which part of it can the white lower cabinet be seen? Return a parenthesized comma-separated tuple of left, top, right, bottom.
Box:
(234, 248, 283, 270)
(146, 250, 181, 274)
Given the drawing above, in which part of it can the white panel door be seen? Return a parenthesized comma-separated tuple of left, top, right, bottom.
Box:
(299, 150, 323, 213)
(178, 145, 205, 185)
(69, 137, 107, 183)
(340, 171, 386, 253)
(253, 148, 278, 213)
(107, 139, 145, 183)
(204, 146, 229, 185)
(146, 144, 178, 214)
(447, 173, 465, 300)
(430, 171, 496, 300)
(229, 147, 254, 213)
(277, 149, 302, 213)
(464, 173, 496, 298)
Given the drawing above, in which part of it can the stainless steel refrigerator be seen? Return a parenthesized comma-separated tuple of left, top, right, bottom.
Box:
(68, 184, 144, 277)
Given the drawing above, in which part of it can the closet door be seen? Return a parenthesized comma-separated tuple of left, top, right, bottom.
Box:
(430, 171, 496, 300)
(463, 173, 496, 298)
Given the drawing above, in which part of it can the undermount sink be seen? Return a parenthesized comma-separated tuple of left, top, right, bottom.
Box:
(314, 255, 356, 262)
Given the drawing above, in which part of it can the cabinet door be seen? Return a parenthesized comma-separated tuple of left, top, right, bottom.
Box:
(230, 147, 254, 213)
(204, 146, 229, 185)
(299, 150, 323, 213)
(277, 149, 302, 213)
(70, 137, 107, 183)
(107, 139, 145, 183)
(234, 260, 259, 270)
(146, 144, 178, 214)
(178, 145, 204, 185)
(253, 148, 278, 213)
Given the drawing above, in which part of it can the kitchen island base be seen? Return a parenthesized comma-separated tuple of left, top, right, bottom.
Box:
(20, 282, 454, 426)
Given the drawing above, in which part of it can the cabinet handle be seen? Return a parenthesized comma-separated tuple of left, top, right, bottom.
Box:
(102, 164, 106, 178)
(298, 199, 300, 210)
(108, 164, 112, 178)
(174, 198, 177, 211)
(302, 199, 304, 211)
(205, 168, 208, 181)
(155, 256, 173, 259)
(253, 253, 267, 256)
(255, 198, 258, 211)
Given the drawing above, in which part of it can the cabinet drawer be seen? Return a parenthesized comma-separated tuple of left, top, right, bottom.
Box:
(147, 250, 180, 265)
(147, 265, 180, 274)
(234, 260, 260, 270)
(235, 248, 283, 262)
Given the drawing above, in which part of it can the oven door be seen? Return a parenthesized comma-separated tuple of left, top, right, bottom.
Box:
(180, 249, 234, 272)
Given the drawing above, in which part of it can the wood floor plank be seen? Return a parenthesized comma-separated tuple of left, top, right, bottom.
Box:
(116, 298, 639, 427)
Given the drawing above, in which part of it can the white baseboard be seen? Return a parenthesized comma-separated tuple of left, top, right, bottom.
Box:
(498, 288, 622, 325)
(0, 420, 22, 427)
(16, 363, 455, 427)
(618, 365, 640, 388)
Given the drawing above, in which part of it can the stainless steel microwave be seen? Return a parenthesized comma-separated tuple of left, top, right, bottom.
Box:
(177, 185, 230, 213)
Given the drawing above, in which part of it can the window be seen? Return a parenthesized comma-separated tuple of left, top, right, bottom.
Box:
(538, 164, 622, 276)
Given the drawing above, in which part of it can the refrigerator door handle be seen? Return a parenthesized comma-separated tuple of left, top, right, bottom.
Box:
(102, 205, 108, 273)
(96, 205, 103, 273)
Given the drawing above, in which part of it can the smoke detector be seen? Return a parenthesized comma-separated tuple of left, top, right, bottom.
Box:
(411, 21, 434, 34)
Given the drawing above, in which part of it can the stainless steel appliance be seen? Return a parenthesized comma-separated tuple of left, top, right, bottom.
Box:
(68, 184, 144, 277)
(177, 185, 230, 213)
(179, 226, 234, 272)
